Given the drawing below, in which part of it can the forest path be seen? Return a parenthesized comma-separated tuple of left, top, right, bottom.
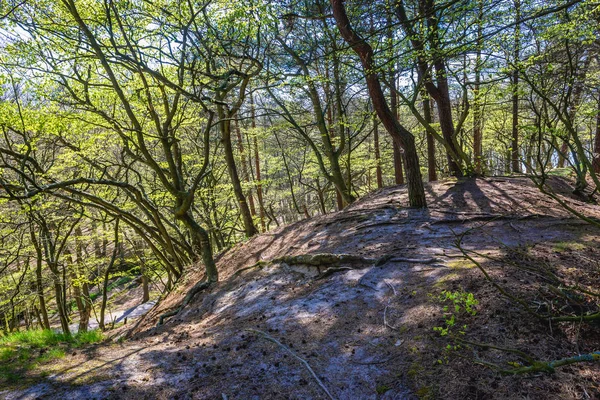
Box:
(3, 177, 600, 400)
(67, 300, 157, 334)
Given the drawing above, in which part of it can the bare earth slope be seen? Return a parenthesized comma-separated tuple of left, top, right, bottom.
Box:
(3, 177, 600, 400)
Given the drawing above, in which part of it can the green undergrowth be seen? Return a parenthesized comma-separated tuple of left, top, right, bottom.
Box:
(0, 329, 102, 385)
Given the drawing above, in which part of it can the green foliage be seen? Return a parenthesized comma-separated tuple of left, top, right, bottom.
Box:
(433, 290, 479, 337)
(0, 328, 102, 348)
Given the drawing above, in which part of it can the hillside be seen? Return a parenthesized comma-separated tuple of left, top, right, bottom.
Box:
(3, 177, 600, 400)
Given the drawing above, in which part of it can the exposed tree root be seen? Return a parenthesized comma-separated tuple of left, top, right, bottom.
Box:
(157, 279, 214, 326)
(246, 329, 335, 400)
(232, 253, 442, 279)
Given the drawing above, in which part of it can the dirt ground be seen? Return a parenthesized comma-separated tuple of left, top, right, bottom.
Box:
(2, 177, 599, 400)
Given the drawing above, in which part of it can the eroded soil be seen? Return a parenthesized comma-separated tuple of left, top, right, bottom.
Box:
(3, 177, 600, 400)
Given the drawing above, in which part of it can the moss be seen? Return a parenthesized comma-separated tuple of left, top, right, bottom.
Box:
(553, 241, 586, 252)
(407, 361, 423, 378)
(446, 260, 475, 269)
(416, 386, 432, 399)
(376, 384, 391, 395)
(433, 273, 461, 288)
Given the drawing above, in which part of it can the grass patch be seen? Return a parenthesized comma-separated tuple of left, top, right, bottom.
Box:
(0, 329, 103, 386)
(553, 241, 586, 252)
(446, 260, 476, 269)
(547, 168, 575, 178)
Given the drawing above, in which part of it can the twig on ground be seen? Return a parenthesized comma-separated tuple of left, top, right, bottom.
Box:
(383, 280, 399, 331)
(246, 329, 336, 400)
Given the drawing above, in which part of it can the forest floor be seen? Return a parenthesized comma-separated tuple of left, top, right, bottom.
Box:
(2, 176, 600, 400)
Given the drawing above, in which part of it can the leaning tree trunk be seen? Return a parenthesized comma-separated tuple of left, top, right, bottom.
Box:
(331, 0, 426, 207)
(219, 107, 258, 237)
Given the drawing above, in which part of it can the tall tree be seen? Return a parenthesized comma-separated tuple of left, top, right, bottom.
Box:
(330, 0, 427, 207)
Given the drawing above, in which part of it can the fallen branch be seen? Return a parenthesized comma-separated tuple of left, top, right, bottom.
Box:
(458, 338, 600, 374)
(246, 329, 335, 400)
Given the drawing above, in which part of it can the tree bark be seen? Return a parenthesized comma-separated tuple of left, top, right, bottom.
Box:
(395, 0, 466, 177)
(388, 30, 404, 185)
(473, 0, 484, 175)
(373, 108, 383, 188)
(30, 227, 50, 329)
(594, 94, 600, 174)
(234, 116, 257, 217)
(250, 93, 267, 231)
(423, 98, 437, 181)
(218, 105, 258, 237)
(511, 0, 521, 173)
(99, 220, 119, 331)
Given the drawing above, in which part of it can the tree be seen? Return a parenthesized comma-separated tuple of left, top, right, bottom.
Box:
(330, 0, 427, 207)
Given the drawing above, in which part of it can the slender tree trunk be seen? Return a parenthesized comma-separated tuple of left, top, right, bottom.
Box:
(234, 117, 257, 217)
(250, 93, 266, 231)
(100, 220, 119, 331)
(31, 228, 50, 329)
(218, 106, 258, 237)
(423, 97, 437, 181)
(511, 0, 521, 173)
(52, 265, 71, 336)
(594, 94, 600, 174)
(473, 0, 484, 175)
(373, 108, 383, 188)
(324, 63, 346, 210)
(75, 227, 91, 332)
(387, 20, 404, 185)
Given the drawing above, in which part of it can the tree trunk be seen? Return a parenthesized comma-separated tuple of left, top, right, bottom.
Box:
(218, 106, 258, 237)
(511, 0, 521, 173)
(373, 108, 383, 188)
(250, 93, 267, 231)
(180, 213, 218, 283)
(234, 116, 257, 217)
(51, 265, 71, 336)
(473, 0, 484, 175)
(594, 94, 600, 174)
(389, 58, 404, 185)
(31, 228, 50, 329)
(75, 227, 91, 332)
(423, 98, 437, 181)
(331, 0, 426, 207)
